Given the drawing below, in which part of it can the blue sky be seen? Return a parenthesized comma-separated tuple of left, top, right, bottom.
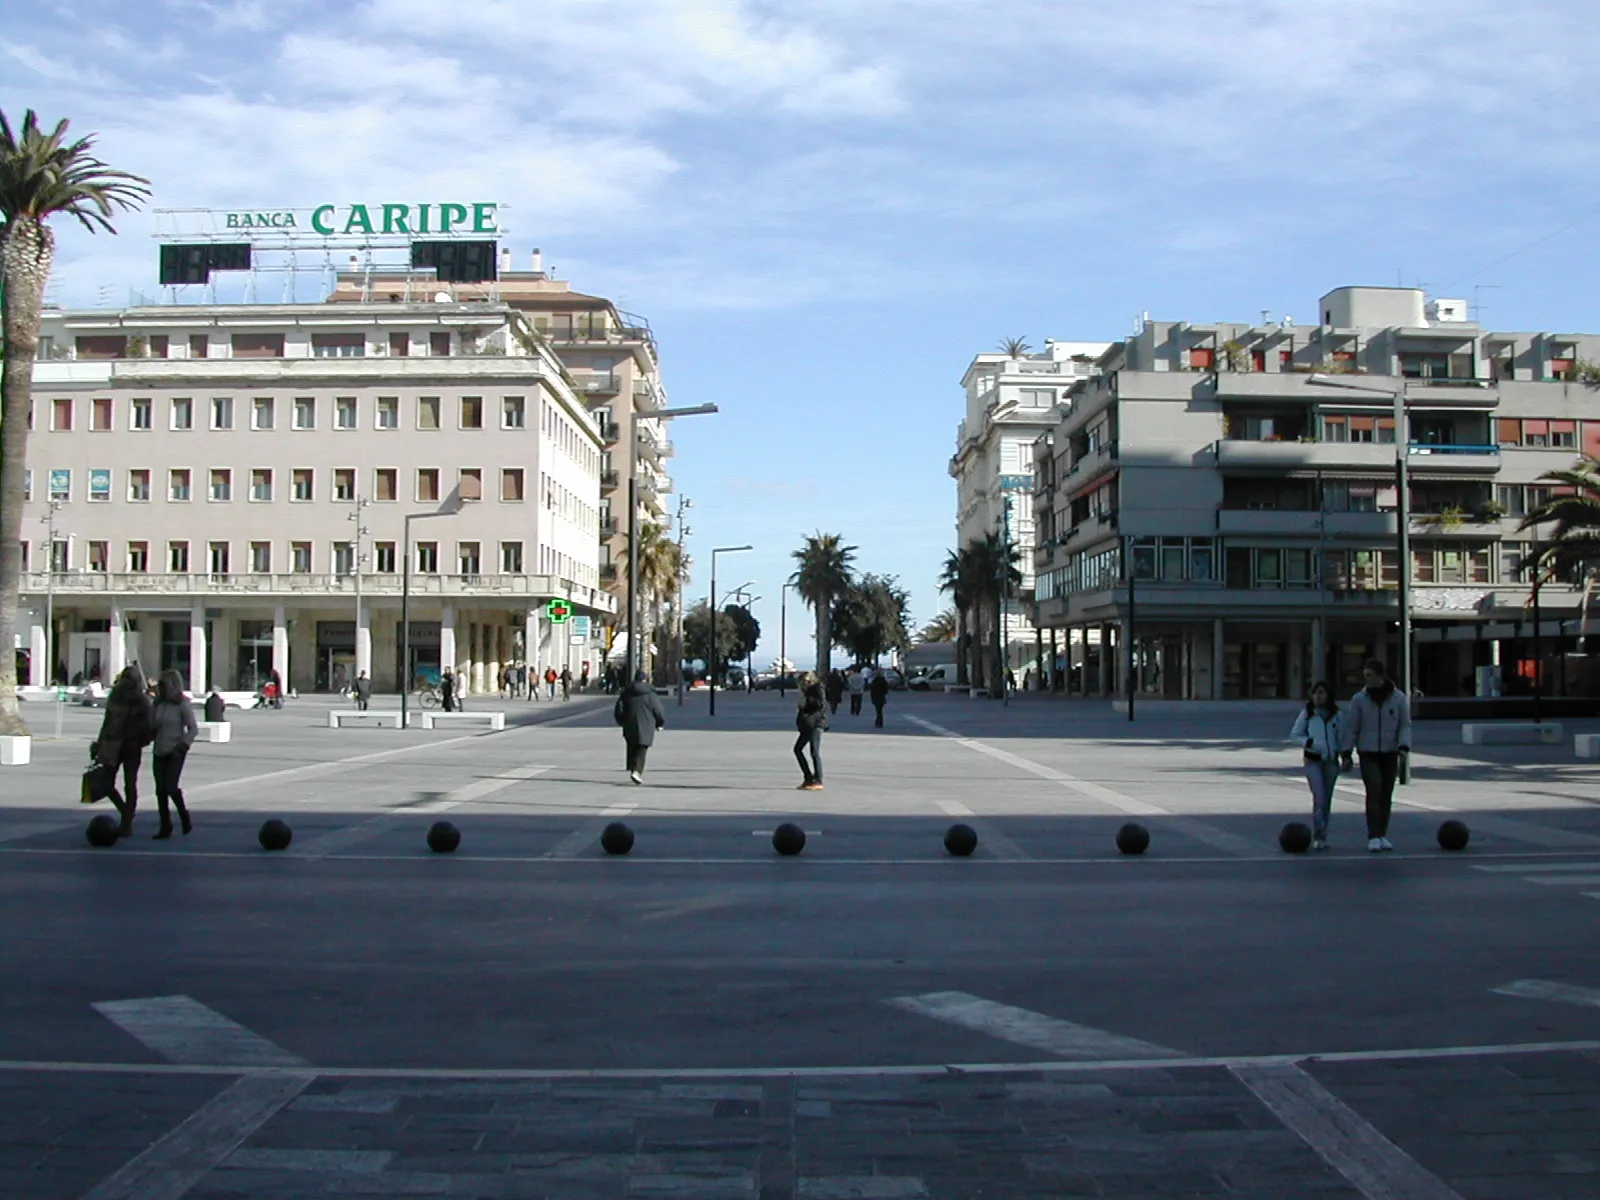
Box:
(7, 0, 1600, 665)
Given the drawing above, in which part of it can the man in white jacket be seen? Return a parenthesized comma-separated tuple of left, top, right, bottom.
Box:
(1340, 658, 1413, 852)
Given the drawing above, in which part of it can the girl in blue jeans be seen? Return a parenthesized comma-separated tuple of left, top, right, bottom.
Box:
(1290, 682, 1344, 851)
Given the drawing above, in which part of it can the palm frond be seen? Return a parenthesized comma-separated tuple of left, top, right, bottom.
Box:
(0, 108, 150, 233)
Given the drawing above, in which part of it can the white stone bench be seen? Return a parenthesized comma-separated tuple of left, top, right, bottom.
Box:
(196, 721, 232, 744)
(0, 735, 31, 766)
(419, 710, 505, 731)
(1575, 733, 1600, 759)
(327, 710, 404, 729)
(1462, 722, 1563, 745)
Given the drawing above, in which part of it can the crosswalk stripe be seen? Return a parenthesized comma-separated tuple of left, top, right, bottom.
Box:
(1492, 979, 1600, 1009)
(94, 995, 307, 1066)
(886, 991, 1179, 1060)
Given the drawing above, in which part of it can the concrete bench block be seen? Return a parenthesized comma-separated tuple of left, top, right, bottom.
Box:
(419, 711, 506, 731)
(1462, 721, 1563, 745)
(196, 721, 231, 744)
(1575, 733, 1600, 759)
(327, 710, 404, 729)
(0, 735, 32, 766)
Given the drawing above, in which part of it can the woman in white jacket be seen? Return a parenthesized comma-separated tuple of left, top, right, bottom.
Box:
(1290, 681, 1345, 851)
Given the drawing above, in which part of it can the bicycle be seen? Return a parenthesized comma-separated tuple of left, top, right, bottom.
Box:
(415, 685, 442, 709)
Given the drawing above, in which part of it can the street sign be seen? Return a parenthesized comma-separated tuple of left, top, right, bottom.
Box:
(570, 635, 587, 646)
(545, 599, 572, 624)
(572, 615, 591, 638)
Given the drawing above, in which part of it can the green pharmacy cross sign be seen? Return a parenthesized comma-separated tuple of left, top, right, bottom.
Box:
(546, 600, 573, 625)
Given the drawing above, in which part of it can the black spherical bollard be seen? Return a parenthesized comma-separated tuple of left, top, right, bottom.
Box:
(258, 819, 293, 852)
(600, 822, 635, 855)
(86, 814, 121, 847)
(944, 823, 978, 857)
(1437, 819, 1471, 852)
(772, 822, 806, 856)
(426, 821, 460, 853)
(1279, 821, 1313, 854)
(1116, 823, 1150, 856)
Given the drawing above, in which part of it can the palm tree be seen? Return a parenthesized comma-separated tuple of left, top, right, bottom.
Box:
(1518, 455, 1600, 578)
(1, 110, 148, 735)
(997, 336, 1032, 358)
(960, 532, 1022, 695)
(790, 532, 856, 675)
(938, 549, 975, 685)
(919, 609, 958, 643)
(635, 521, 684, 680)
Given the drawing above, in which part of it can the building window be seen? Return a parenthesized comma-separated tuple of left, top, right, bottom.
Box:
(128, 542, 149, 573)
(48, 539, 69, 573)
(333, 542, 355, 576)
(417, 468, 440, 502)
(335, 396, 357, 429)
(210, 396, 234, 429)
(75, 335, 127, 359)
(1551, 420, 1577, 449)
(389, 332, 409, 357)
(333, 468, 356, 502)
(189, 334, 209, 359)
(209, 541, 231, 576)
(416, 541, 438, 573)
(251, 542, 271, 573)
(376, 396, 398, 429)
(129, 469, 150, 502)
(210, 468, 232, 502)
(88, 469, 111, 502)
(251, 468, 273, 502)
(458, 541, 481, 577)
(292, 468, 314, 501)
(252, 397, 275, 430)
(293, 397, 316, 429)
(311, 332, 365, 357)
(52, 398, 73, 431)
(88, 541, 109, 572)
(149, 335, 168, 359)
(501, 468, 525, 501)
(171, 397, 193, 430)
(375, 541, 397, 572)
(458, 467, 481, 500)
(231, 333, 285, 358)
(169, 541, 190, 573)
(502, 396, 525, 429)
(131, 397, 152, 430)
(374, 468, 397, 502)
(290, 542, 312, 573)
(418, 396, 440, 429)
(460, 396, 484, 429)
(429, 331, 450, 357)
(169, 469, 191, 502)
(501, 541, 523, 573)
(91, 397, 113, 431)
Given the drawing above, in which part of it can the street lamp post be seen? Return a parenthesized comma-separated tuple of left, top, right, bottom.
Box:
(625, 404, 718, 684)
(674, 495, 692, 706)
(708, 546, 752, 716)
(730, 586, 760, 694)
(40, 500, 62, 687)
(399, 482, 473, 731)
(779, 583, 791, 698)
(1308, 374, 1415, 782)
(348, 494, 370, 688)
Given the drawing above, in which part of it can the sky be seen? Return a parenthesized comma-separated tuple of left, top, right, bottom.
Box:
(7, 0, 1600, 667)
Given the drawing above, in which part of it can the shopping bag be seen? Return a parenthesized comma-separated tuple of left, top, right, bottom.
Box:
(81, 763, 114, 804)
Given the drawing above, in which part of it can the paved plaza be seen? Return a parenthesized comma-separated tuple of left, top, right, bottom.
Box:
(1, 690, 1598, 1198)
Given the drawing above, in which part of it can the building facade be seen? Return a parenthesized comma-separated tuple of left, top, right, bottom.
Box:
(949, 341, 1107, 674)
(1033, 286, 1600, 701)
(19, 299, 610, 696)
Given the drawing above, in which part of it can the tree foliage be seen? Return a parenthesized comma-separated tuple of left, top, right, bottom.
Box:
(919, 609, 959, 643)
(682, 601, 758, 675)
(790, 532, 855, 673)
(831, 573, 911, 664)
(1518, 454, 1600, 580)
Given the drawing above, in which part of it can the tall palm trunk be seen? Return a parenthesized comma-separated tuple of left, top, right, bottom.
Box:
(955, 603, 969, 685)
(816, 602, 831, 676)
(0, 217, 50, 736)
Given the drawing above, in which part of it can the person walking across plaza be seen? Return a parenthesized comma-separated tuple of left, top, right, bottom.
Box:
(545, 665, 559, 700)
(149, 669, 198, 839)
(440, 666, 458, 712)
(846, 665, 866, 716)
(824, 668, 844, 716)
(869, 668, 890, 728)
(794, 672, 828, 790)
(560, 665, 572, 701)
(615, 669, 666, 784)
(93, 664, 152, 837)
(1290, 681, 1343, 851)
(1341, 658, 1412, 853)
(353, 670, 372, 711)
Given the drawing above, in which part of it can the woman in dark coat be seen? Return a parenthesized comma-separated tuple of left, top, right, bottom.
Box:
(794, 672, 828, 790)
(94, 664, 153, 837)
(149, 669, 198, 838)
(615, 670, 666, 784)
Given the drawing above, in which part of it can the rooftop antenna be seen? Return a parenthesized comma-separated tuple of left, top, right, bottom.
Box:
(1260, 310, 1271, 326)
(1471, 283, 1502, 323)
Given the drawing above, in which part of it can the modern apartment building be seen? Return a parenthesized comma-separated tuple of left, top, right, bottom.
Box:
(18, 299, 610, 696)
(329, 256, 673, 664)
(1033, 286, 1599, 701)
(949, 340, 1108, 673)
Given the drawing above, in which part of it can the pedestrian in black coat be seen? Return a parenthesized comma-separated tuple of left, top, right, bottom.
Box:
(94, 664, 153, 836)
(441, 667, 457, 712)
(794, 673, 828, 790)
(353, 671, 372, 711)
(869, 669, 890, 728)
(824, 669, 844, 715)
(615, 671, 666, 784)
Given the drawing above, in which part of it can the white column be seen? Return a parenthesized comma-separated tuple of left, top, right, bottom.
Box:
(525, 607, 540, 681)
(355, 605, 372, 681)
(440, 605, 457, 683)
(29, 624, 47, 687)
(272, 604, 289, 691)
(108, 602, 127, 681)
(1212, 618, 1226, 700)
(189, 602, 208, 693)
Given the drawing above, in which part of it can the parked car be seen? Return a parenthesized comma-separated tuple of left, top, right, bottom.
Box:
(907, 664, 959, 690)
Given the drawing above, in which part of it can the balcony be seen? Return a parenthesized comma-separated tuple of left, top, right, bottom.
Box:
(600, 421, 620, 444)
(600, 469, 620, 490)
(600, 563, 619, 584)
(580, 374, 621, 396)
(599, 516, 618, 537)
(1215, 510, 1399, 538)
(1216, 439, 1501, 476)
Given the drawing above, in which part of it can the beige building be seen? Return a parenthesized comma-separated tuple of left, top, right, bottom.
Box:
(19, 299, 610, 696)
(329, 256, 673, 666)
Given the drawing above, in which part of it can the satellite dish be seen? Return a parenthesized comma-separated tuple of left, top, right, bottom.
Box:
(433, 292, 451, 303)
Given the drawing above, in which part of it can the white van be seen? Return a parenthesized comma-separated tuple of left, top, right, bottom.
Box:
(907, 663, 958, 690)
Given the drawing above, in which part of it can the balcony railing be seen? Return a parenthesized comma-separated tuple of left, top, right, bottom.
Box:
(581, 375, 621, 395)
(600, 469, 620, 489)
(600, 421, 620, 444)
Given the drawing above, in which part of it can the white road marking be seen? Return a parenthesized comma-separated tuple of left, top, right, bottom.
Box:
(1522, 874, 1600, 886)
(936, 799, 974, 816)
(1232, 1061, 1466, 1200)
(546, 802, 639, 859)
(296, 814, 395, 859)
(94, 995, 307, 1067)
(1472, 860, 1600, 873)
(82, 1073, 315, 1200)
(1492, 979, 1600, 1009)
(886, 991, 1180, 1060)
(600, 802, 638, 818)
(753, 829, 822, 836)
(184, 732, 487, 798)
(399, 764, 553, 814)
